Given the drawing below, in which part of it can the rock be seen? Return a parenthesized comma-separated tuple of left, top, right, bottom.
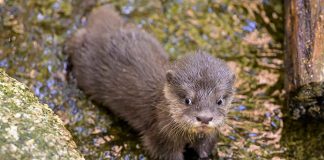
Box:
(0, 70, 84, 160)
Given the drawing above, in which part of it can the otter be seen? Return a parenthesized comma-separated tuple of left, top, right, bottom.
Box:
(64, 5, 235, 160)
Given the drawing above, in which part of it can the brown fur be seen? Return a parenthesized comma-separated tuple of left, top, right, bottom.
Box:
(64, 5, 235, 160)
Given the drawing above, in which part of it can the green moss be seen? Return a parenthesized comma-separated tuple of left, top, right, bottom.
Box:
(281, 118, 324, 160)
(0, 70, 84, 159)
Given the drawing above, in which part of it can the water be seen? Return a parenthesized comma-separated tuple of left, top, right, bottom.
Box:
(2, 0, 322, 159)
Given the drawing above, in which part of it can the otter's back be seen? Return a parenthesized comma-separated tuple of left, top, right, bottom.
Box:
(65, 6, 169, 131)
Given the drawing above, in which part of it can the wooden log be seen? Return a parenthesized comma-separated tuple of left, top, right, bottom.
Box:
(284, 0, 324, 119)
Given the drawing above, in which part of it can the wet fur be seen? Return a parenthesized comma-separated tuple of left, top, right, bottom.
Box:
(65, 5, 235, 160)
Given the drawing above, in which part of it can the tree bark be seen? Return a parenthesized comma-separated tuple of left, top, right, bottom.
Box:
(285, 0, 324, 119)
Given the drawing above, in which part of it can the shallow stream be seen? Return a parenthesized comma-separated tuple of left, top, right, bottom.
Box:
(1, 0, 323, 159)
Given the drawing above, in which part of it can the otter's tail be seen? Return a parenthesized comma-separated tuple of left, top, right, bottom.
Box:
(64, 4, 124, 57)
(64, 4, 124, 79)
(86, 4, 124, 34)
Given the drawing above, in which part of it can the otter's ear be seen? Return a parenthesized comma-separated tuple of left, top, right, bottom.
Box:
(229, 73, 236, 85)
(231, 73, 236, 81)
(166, 70, 176, 84)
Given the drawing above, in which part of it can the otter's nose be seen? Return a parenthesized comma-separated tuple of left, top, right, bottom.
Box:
(196, 116, 213, 124)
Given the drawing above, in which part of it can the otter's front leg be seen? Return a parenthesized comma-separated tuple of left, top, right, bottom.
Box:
(142, 134, 184, 160)
(193, 135, 217, 159)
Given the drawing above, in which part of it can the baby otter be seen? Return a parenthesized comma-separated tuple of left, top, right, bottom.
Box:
(65, 5, 235, 160)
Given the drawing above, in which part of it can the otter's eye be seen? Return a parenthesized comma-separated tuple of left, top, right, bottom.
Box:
(185, 98, 192, 105)
(217, 99, 224, 105)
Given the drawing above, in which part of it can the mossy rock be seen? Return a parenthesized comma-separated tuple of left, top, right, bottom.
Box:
(0, 70, 84, 160)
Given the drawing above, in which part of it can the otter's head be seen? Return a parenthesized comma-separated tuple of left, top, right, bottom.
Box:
(164, 51, 235, 134)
